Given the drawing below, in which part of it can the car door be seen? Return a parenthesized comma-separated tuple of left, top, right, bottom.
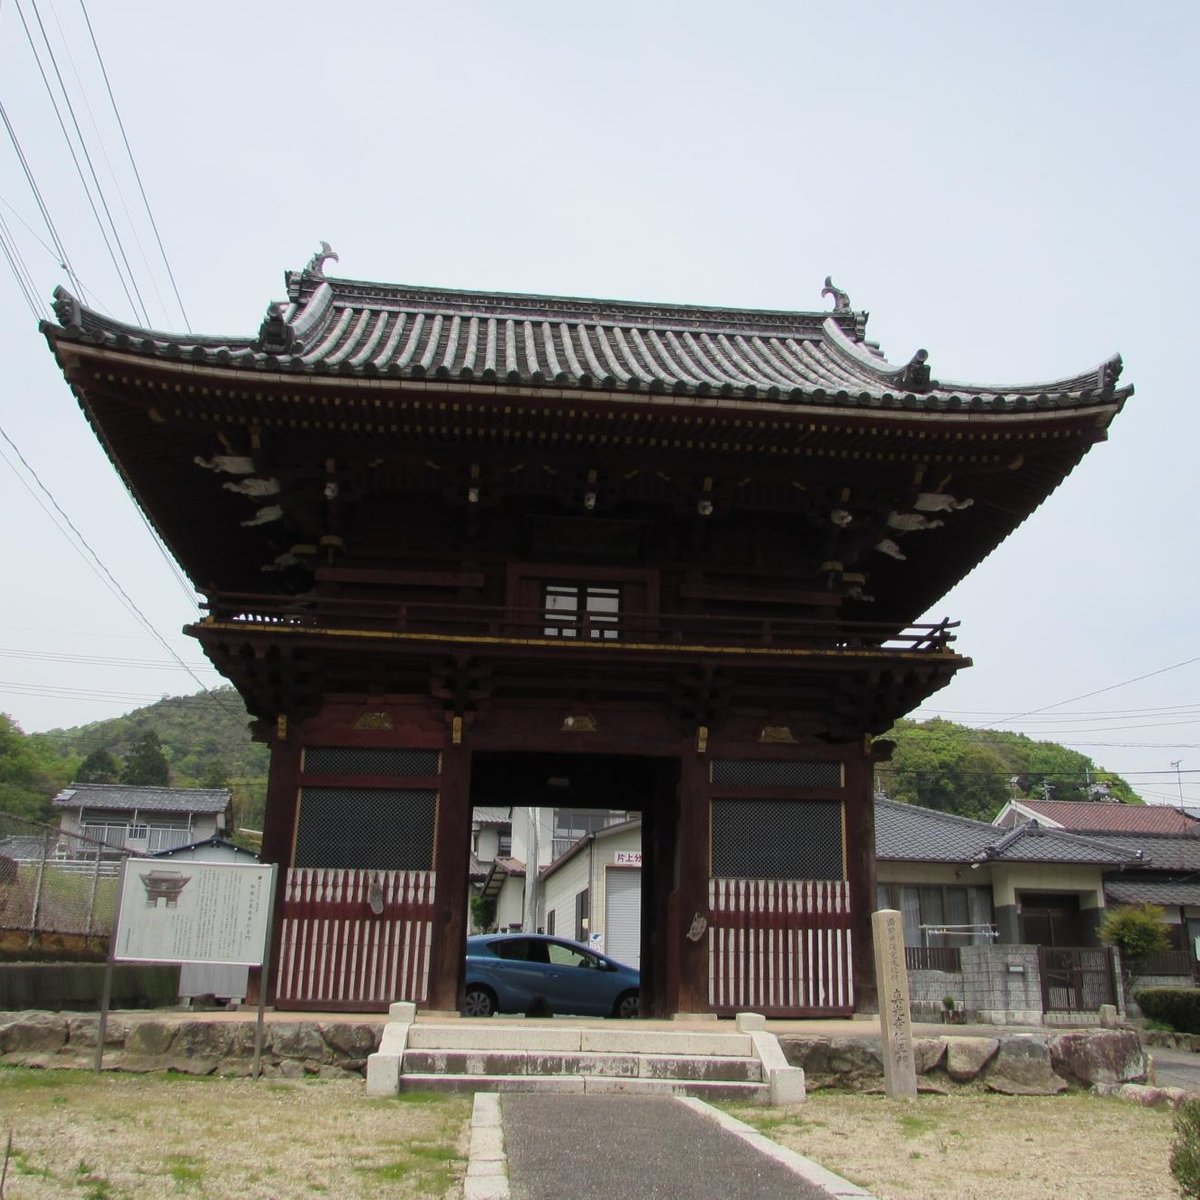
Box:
(472, 936, 548, 1011)
(541, 938, 610, 1016)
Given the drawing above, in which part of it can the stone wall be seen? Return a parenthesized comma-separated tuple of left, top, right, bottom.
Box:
(780, 1029, 1149, 1096)
(0, 1011, 381, 1078)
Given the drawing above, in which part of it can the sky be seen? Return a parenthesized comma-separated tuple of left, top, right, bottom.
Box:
(0, 2, 1196, 805)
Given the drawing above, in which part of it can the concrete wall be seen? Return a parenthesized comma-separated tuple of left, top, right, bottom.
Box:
(0, 963, 180, 1011)
(961, 944, 1043, 1025)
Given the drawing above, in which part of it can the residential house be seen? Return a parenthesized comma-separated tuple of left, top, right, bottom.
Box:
(539, 817, 642, 968)
(52, 784, 232, 858)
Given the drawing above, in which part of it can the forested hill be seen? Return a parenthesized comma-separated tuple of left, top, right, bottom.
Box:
(1, 697, 1139, 832)
(11, 688, 269, 833)
(874, 717, 1139, 819)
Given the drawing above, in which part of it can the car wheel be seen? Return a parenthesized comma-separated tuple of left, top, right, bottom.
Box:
(463, 985, 497, 1018)
(614, 990, 640, 1019)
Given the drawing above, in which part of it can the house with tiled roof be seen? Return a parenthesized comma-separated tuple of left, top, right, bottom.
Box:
(877, 798, 1136, 951)
(52, 783, 231, 857)
(994, 797, 1198, 836)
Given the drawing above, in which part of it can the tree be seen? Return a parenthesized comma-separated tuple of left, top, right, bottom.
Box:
(0, 714, 68, 820)
(76, 747, 120, 784)
(121, 730, 170, 786)
(1099, 903, 1170, 990)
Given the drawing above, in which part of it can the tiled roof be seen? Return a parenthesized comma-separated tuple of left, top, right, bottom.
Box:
(875, 798, 1134, 866)
(44, 263, 1128, 414)
(52, 784, 231, 815)
(1071, 834, 1200, 873)
(472, 807, 512, 827)
(1002, 800, 1198, 835)
(1106, 879, 1200, 907)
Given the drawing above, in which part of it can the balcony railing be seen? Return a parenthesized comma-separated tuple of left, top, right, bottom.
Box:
(198, 592, 959, 655)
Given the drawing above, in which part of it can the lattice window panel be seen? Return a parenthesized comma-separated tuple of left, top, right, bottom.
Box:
(302, 747, 440, 776)
(294, 787, 437, 870)
(711, 760, 842, 789)
(711, 799, 844, 880)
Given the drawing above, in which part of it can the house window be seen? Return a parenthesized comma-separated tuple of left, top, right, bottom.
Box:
(546, 910, 556, 936)
(543, 584, 620, 640)
(498, 833, 512, 857)
(575, 888, 590, 942)
(876, 883, 995, 948)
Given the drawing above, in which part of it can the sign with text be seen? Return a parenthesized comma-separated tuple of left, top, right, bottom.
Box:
(613, 852, 642, 865)
(113, 861, 274, 966)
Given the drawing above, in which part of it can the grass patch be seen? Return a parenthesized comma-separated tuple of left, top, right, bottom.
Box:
(898, 1112, 939, 1137)
(0, 1067, 88, 1091)
(165, 1155, 204, 1186)
(356, 1141, 458, 1193)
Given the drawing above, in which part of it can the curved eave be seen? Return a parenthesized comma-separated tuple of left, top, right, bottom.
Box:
(44, 327, 1130, 438)
(42, 281, 1132, 419)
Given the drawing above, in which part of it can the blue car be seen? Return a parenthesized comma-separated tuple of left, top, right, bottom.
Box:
(463, 933, 640, 1019)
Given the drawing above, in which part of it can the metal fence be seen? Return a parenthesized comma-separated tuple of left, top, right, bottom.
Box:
(0, 810, 135, 945)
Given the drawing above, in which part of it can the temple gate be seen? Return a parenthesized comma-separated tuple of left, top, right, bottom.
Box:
(44, 251, 1129, 1015)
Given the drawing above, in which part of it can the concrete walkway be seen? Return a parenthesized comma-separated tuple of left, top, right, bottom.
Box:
(467, 1092, 872, 1200)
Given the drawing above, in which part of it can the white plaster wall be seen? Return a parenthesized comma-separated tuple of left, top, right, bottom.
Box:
(991, 863, 1106, 911)
(494, 875, 525, 931)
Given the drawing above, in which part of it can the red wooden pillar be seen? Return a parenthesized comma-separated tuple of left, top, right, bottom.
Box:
(673, 751, 712, 1014)
(256, 724, 302, 1005)
(425, 742, 472, 1011)
(843, 741, 878, 1013)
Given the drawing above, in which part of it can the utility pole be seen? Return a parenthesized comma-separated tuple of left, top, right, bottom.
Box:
(1172, 760, 1185, 811)
(522, 805, 540, 933)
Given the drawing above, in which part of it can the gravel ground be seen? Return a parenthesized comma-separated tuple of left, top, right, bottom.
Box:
(725, 1090, 1179, 1200)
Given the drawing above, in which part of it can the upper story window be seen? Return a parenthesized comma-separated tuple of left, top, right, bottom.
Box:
(543, 583, 620, 640)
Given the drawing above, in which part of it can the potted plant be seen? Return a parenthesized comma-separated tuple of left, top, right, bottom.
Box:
(942, 994, 962, 1024)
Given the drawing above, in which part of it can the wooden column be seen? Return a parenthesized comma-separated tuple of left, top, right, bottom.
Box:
(844, 743, 878, 1013)
(257, 724, 302, 1005)
(673, 751, 711, 1014)
(425, 742, 472, 1011)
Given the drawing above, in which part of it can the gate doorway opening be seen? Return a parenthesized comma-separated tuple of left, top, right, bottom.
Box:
(468, 751, 679, 1017)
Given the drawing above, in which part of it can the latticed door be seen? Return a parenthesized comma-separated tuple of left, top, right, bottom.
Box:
(706, 758, 853, 1016)
(275, 748, 440, 1011)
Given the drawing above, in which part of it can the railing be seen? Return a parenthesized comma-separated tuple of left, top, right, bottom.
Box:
(1140, 950, 1195, 977)
(906, 946, 962, 972)
(198, 591, 959, 655)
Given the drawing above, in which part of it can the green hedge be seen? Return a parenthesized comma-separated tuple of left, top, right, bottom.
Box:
(1135, 987, 1200, 1033)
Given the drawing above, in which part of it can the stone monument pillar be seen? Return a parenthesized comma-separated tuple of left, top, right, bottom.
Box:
(872, 908, 917, 1098)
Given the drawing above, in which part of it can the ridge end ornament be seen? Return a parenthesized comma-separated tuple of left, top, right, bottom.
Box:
(821, 276, 852, 313)
(306, 240, 339, 278)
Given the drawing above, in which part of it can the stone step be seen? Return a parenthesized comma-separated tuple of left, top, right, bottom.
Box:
(405, 1023, 754, 1058)
(402, 1047, 764, 1083)
(399, 1072, 771, 1102)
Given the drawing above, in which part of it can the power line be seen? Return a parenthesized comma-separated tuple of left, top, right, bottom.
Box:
(984, 655, 1200, 727)
(0, 204, 43, 319)
(75, 0, 190, 330)
(12, 0, 148, 322)
(0, 96, 84, 298)
(0, 423, 241, 721)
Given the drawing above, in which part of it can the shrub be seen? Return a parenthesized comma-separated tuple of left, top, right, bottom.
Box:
(1135, 988, 1200, 1034)
(1173, 1098, 1200, 1197)
(1099, 903, 1170, 977)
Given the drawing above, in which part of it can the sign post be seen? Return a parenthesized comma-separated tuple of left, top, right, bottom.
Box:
(97, 860, 277, 1075)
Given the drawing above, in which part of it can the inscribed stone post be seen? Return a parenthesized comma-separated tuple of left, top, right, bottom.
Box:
(872, 908, 917, 1098)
